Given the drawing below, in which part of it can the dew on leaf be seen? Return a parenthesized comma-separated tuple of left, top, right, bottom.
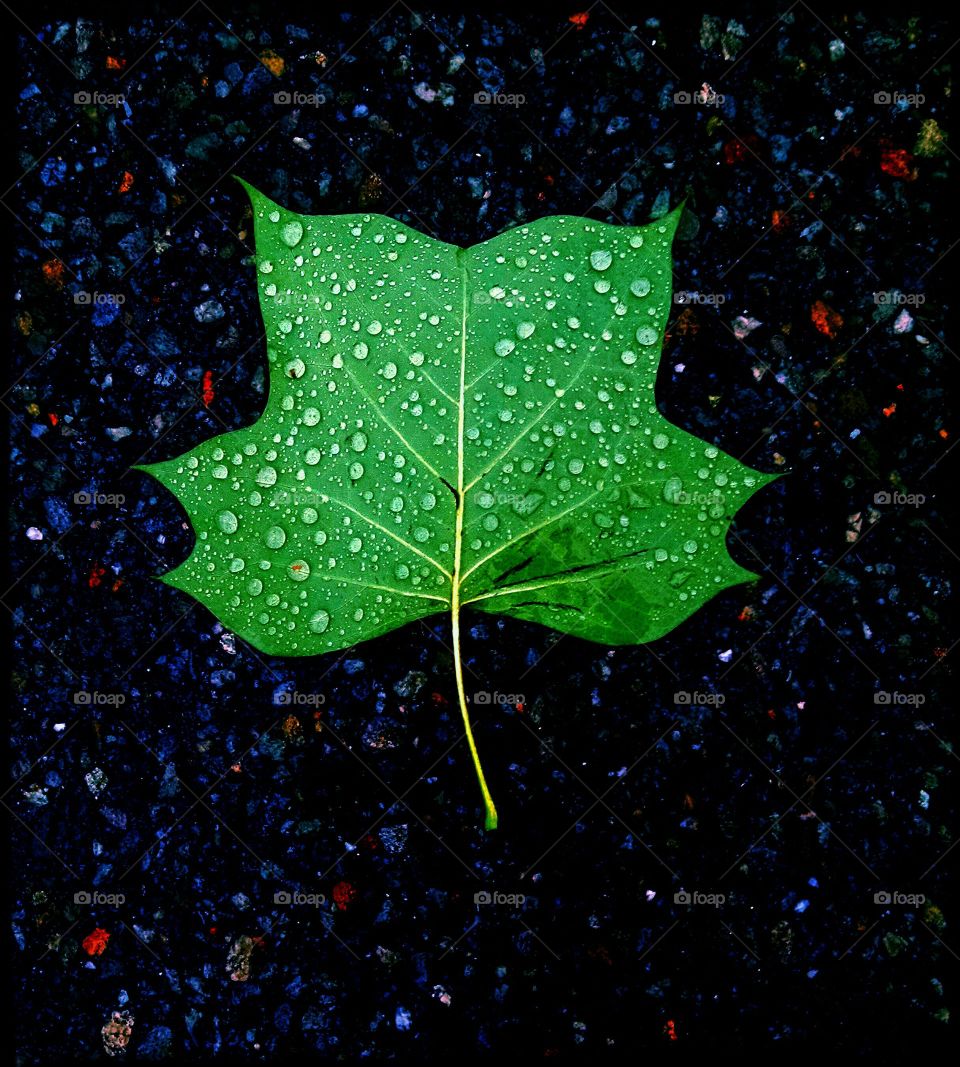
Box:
(265, 525, 287, 549)
(590, 249, 613, 271)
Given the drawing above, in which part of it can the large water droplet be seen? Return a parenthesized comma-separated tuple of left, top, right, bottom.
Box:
(590, 249, 613, 271)
(281, 220, 303, 247)
(309, 610, 330, 633)
(289, 560, 310, 581)
(636, 326, 658, 346)
(265, 525, 287, 549)
(217, 510, 239, 534)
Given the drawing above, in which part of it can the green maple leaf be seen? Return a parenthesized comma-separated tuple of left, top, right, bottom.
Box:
(138, 178, 776, 830)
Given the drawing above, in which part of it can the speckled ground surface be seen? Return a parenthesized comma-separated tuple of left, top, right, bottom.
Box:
(6, 6, 956, 1061)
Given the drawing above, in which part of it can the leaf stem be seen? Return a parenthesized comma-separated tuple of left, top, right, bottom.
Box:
(453, 251, 497, 831)
(452, 562, 498, 831)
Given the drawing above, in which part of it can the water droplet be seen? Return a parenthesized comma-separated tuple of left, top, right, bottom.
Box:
(636, 326, 658, 346)
(383, 362, 398, 380)
(683, 540, 698, 554)
(229, 558, 245, 572)
(303, 407, 321, 426)
(247, 578, 263, 596)
(654, 548, 669, 562)
(621, 350, 637, 366)
(568, 458, 584, 474)
(630, 278, 651, 297)
(367, 320, 383, 335)
(593, 278, 611, 294)
(265, 526, 287, 549)
(652, 433, 669, 449)
(590, 249, 613, 271)
(217, 510, 239, 534)
(212, 464, 228, 479)
(289, 560, 310, 581)
(495, 338, 515, 357)
(420, 492, 436, 511)
(663, 477, 683, 503)
(389, 496, 404, 513)
(350, 432, 368, 452)
(629, 233, 644, 248)
(516, 321, 535, 339)
(302, 507, 318, 524)
(348, 536, 363, 553)
(477, 492, 495, 509)
(309, 610, 330, 633)
(281, 220, 304, 247)
(353, 341, 369, 360)
(413, 527, 430, 543)
(256, 466, 278, 487)
(349, 461, 364, 479)
(482, 513, 499, 531)
(305, 448, 321, 465)
(594, 512, 614, 528)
